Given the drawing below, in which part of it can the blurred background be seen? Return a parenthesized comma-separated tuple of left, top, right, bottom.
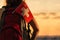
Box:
(0, 0, 60, 40)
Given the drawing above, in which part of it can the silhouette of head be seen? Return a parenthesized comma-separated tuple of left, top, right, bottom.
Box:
(6, 0, 22, 7)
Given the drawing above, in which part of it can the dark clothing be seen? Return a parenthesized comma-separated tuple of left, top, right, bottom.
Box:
(0, 8, 22, 40)
(0, 24, 22, 40)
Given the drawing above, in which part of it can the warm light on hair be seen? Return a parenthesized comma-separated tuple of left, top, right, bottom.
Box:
(0, 0, 6, 8)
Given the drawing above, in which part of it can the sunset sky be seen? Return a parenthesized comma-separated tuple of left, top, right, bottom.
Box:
(0, 0, 60, 36)
(0, 0, 60, 13)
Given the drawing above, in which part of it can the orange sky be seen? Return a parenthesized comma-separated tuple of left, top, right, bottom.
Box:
(26, 0, 60, 13)
(0, 0, 60, 36)
(0, 0, 60, 13)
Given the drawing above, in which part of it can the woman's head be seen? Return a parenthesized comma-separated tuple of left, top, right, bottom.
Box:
(6, 0, 22, 7)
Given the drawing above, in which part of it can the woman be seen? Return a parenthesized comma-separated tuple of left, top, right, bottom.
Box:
(0, 0, 39, 40)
